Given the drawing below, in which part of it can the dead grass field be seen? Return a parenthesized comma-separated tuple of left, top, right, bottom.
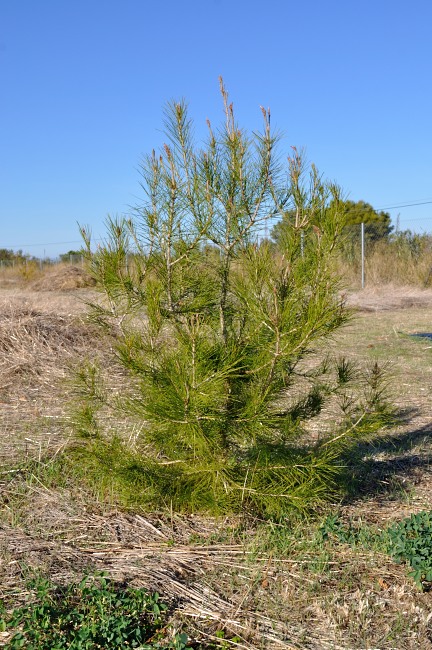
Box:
(1, 280, 432, 648)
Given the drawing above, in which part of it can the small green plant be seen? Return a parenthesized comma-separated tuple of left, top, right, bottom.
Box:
(213, 629, 242, 648)
(318, 513, 383, 548)
(385, 510, 432, 589)
(0, 572, 191, 649)
(18, 260, 41, 282)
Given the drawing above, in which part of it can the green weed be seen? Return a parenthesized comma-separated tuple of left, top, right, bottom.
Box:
(0, 572, 190, 650)
(386, 511, 432, 588)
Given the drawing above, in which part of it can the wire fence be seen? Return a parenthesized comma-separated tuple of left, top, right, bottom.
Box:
(0, 253, 84, 270)
(1, 220, 432, 289)
(340, 222, 432, 289)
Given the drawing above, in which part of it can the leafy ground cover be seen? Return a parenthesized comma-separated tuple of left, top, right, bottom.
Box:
(0, 572, 190, 649)
(1, 284, 432, 648)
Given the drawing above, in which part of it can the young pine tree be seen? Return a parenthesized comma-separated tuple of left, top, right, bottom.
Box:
(78, 80, 389, 517)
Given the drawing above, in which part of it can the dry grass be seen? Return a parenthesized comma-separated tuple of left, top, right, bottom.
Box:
(0, 289, 109, 467)
(363, 241, 432, 287)
(1, 282, 432, 648)
(337, 236, 432, 289)
(30, 265, 96, 291)
(0, 263, 95, 291)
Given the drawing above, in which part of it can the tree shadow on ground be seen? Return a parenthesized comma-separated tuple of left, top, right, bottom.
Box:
(340, 417, 432, 504)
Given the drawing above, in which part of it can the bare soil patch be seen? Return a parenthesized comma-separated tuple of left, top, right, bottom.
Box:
(347, 285, 432, 311)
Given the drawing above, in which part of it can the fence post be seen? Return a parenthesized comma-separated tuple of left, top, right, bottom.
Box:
(361, 222, 365, 289)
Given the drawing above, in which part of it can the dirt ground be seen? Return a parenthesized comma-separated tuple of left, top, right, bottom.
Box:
(2, 282, 432, 313)
(347, 285, 432, 311)
(1, 284, 432, 649)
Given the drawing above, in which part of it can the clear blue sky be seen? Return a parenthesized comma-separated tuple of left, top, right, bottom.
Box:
(1, 0, 432, 258)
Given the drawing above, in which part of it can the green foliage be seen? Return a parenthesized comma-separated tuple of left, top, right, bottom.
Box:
(0, 573, 191, 649)
(360, 361, 395, 420)
(319, 510, 432, 590)
(76, 81, 392, 517)
(339, 200, 392, 239)
(0, 248, 28, 264)
(272, 198, 393, 249)
(0, 249, 17, 262)
(318, 513, 386, 549)
(213, 630, 242, 648)
(386, 511, 432, 588)
(59, 249, 83, 263)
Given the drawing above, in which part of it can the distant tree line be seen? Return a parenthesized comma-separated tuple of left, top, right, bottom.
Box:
(271, 199, 393, 248)
(0, 248, 83, 265)
(59, 250, 83, 263)
(0, 248, 30, 264)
